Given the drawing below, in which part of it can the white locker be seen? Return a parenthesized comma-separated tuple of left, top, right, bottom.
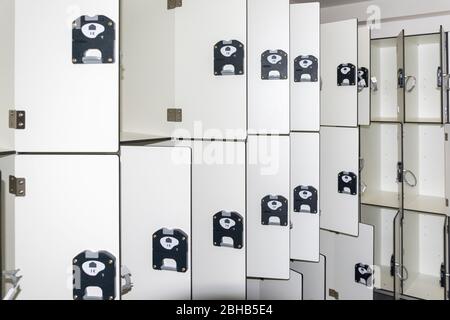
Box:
(446, 125, 450, 217)
(248, 0, 289, 134)
(290, 2, 320, 132)
(0, 155, 120, 300)
(290, 133, 320, 262)
(121, 0, 247, 141)
(321, 19, 358, 127)
(121, 146, 191, 300)
(321, 224, 374, 300)
(358, 25, 371, 126)
(247, 136, 290, 280)
(320, 127, 359, 236)
(291, 255, 326, 300)
(14, 0, 119, 153)
(247, 270, 303, 300)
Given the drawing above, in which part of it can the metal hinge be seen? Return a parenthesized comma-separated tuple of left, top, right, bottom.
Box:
(167, 108, 182, 122)
(167, 0, 182, 10)
(329, 288, 339, 300)
(9, 176, 26, 197)
(446, 198, 449, 207)
(445, 133, 448, 141)
(8, 110, 26, 129)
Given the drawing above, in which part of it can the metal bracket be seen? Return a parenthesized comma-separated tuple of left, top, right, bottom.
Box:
(370, 77, 378, 92)
(9, 176, 26, 197)
(167, 108, 182, 122)
(9, 110, 25, 130)
(121, 265, 133, 295)
(2, 269, 22, 288)
(167, 0, 182, 9)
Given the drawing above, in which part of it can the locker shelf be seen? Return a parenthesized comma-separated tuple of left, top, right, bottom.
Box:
(403, 272, 444, 300)
(371, 117, 403, 123)
(120, 132, 171, 144)
(362, 190, 399, 209)
(404, 195, 446, 215)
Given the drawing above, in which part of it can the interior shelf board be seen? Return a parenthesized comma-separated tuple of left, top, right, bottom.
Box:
(403, 272, 444, 301)
(361, 190, 400, 209)
(404, 195, 446, 215)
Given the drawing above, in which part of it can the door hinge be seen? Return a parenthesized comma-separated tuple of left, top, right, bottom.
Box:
(9, 176, 26, 197)
(167, 0, 182, 10)
(446, 198, 449, 207)
(329, 288, 339, 300)
(445, 133, 448, 141)
(9, 110, 26, 130)
(167, 108, 182, 122)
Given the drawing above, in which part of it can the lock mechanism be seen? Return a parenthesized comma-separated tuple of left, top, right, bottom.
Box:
(261, 195, 288, 227)
(294, 55, 318, 82)
(293, 186, 318, 214)
(337, 63, 356, 86)
(9, 176, 26, 197)
(214, 40, 245, 76)
(213, 211, 244, 249)
(358, 67, 369, 92)
(261, 50, 288, 80)
(73, 250, 116, 300)
(9, 110, 25, 129)
(355, 263, 373, 287)
(153, 228, 188, 273)
(338, 172, 357, 196)
(72, 15, 116, 64)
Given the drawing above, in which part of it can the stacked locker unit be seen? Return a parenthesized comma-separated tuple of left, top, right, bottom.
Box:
(120, 0, 246, 300)
(1, 0, 120, 300)
(362, 27, 450, 300)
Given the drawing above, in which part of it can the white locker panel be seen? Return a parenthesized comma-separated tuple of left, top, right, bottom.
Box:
(320, 127, 359, 236)
(291, 255, 326, 300)
(247, 136, 290, 280)
(358, 25, 371, 126)
(321, 19, 358, 127)
(446, 125, 450, 217)
(248, 0, 289, 134)
(247, 270, 303, 300)
(174, 0, 247, 140)
(290, 133, 320, 262)
(121, 146, 191, 300)
(0, 0, 14, 152)
(14, 0, 119, 153)
(321, 224, 374, 300)
(14, 155, 119, 300)
(174, 140, 246, 300)
(290, 2, 320, 132)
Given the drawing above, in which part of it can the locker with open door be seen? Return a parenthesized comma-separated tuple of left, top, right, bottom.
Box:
(320, 127, 359, 236)
(247, 136, 290, 280)
(321, 224, 374, 300)
(321, 19, 358, 127)
(248, 0, 289, 135)
(121, 145, 192, 300)
(290, 133, 319, 262)
(121, 0, 247, 141)
(0, 155, 120, 300)
(12, 0, 119, 153)
(290, 2, 320, 132)
(247, 270, 303, 300)
(445, 217, 449, 300)
(291, 255, 326, 300)
(358, 25, 371, 126)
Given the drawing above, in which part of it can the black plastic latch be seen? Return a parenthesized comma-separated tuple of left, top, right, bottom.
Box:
(338, 172, 357, 195)
(337, 63, 356, 86)
(261, 50, 288, 80)
(261, 195, 288, 227)
(294, 55, 318, 82)
(441, 263, 446, 288)
(213, 211, 244, 249)
(355, 263, 373, 287)
(398, 68, 405, 88)
(153, 228, 188, 273)
(293, 186, 318, 214)
(390, 254, 395, 277)
(358, 67, 369, 88)
(214, 40, 245, 76)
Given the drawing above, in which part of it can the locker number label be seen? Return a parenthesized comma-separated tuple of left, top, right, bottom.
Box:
(81, 260, 106, 277)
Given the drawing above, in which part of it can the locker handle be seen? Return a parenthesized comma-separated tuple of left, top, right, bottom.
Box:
(2, 269, 22, 300)
(394, 263, 409, 281)
(371, 77, 378, 92)
(405, 76, 417, 93)
(121, 265, 133, 295)
(403, 170, 417, 187)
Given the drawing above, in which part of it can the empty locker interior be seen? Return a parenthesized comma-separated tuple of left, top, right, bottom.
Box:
(247, 270, 303, 300)
(291, 255, 326, 300)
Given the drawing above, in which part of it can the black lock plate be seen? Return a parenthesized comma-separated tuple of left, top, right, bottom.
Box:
(213, 211, 244, 249)
(338, 172, 357, 196)
(73, 250, 116, 300)
(390, 254, 395, 277)
(72, 15, 115, 64)
(261, 50, 288, 80)
(355, 263, 373, 287)
(337, 63, 356, 86)
(294, 186, 318, 214)
(358, 67, 369, 88)
(261, 195, 288, 227)
(153, 228, 188, 273)
(214, 40, 245, 76)
(294, 55, 318, 82)
(440, 263, 445, 288)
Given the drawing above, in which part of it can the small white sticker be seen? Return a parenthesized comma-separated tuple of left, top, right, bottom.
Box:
(267, 54, 282, 65)
(342, 175, 353, 183)
(299, 191, 312, 200)
(268, 200, 283, 211)
(81, 23, 105, 39)
(220, 46, 237, 57)
(219, 218, 236, 230)
(340, 66, 351, 75)
(82, 260, 106, 277)
(160, 236, 179, 250)
(299, 59, 313, 68)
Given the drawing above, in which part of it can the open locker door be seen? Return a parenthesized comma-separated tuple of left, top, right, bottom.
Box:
(321, 224, 374, 300)
(397, 30, 405, 123)
(393, 210, 404, 300)
(321, 19, 358, 127)
(441, 26, 449, 124)
(291, 255, 326, 300)
(13, 155, 120, 300)
(320, 127, 359, 236)
(247, 270, 303, 300)
(121, 146, 191, 300)
(445, 217, 449, 300)
(291, 133, 319, 262)
(358, 25, 371, 126)
(14, 0, 119, 153)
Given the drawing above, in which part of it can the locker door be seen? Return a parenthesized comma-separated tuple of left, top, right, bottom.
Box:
(397, 30, 406, 123)
(446, 124, 450, 216)
(291, 133, 319, 262)
(358, 25, 371, 126)
(174, 0, 247, 140)
(14, 0, 119, 153)
(121, 146, 191, 300)
(248, 0, 289, 134)
(321, 19, 358, 127)
(178, 140, 246, 300)
(247, 136, 290, 280)
(290, 2, 320, 132)
(247, 270, 303, 300)
(445, 217, 449, 300)
(320, 127, 359, 236)
(393, 210, 404, 300)
(321, 224, 374, 300)
(14, 155, 119, 300)
(291, 255, 326, 300)
(441, 27, 449, 124)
